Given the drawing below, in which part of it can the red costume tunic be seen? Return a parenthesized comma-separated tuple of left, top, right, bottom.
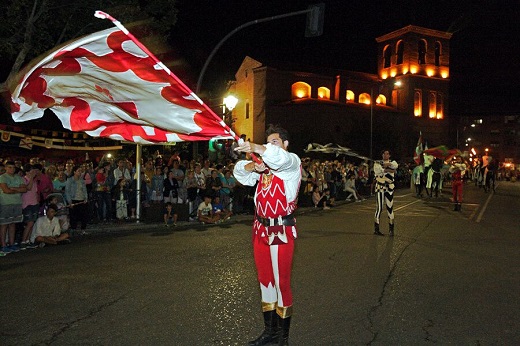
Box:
(233, 144, 301, 315)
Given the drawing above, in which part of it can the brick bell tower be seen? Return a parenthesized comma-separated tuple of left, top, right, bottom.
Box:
(376, 25, 453, 147)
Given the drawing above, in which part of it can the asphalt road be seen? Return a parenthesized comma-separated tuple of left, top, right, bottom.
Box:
(2, 181, 519, 345)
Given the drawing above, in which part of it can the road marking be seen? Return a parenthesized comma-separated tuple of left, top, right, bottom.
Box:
(475, 192, 493, 223)
(394, 199, 421, 211)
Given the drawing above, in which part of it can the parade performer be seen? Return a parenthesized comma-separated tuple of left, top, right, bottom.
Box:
(233, 124, 301, 346)
(373, 150, 398, 236)
(449, 156, 466, 211)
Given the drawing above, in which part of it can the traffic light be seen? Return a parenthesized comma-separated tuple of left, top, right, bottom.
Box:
(305, 3, 325, 37)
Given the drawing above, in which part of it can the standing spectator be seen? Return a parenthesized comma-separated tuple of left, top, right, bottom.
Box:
(129, 171, 148, 219)
(53, 171, 68, 193)
(20, 165, 40, 248)
(201, 160, 213, 178)
(373, 150, 398, 236)
(95, 163, 112, 222)
(163, 170, 179, 203)
(112, 178, 129, 220)
(65, 166, 89, 232)
(171, 161, 186, 203)
(113, 159, 131, 186)
(219, 169, 236, 211)
(150, 166, 165, 203)
(183, 169, 199, 217)
(0, 161, 27, 253)
(205, 169, 222, 199)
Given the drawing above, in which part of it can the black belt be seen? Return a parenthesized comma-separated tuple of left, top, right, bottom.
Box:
(256, 214, 295, 227)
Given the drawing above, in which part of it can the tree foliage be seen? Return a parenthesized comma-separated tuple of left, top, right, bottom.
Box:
(0, 0, 178, 92)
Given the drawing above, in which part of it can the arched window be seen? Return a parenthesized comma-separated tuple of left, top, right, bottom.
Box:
(436, 93, 444, 119)
(435, 41, 441, 66)
(383, 45, 392, 68)
(418, 39, 427, 65)
(429, 91, 436, 118)
(359, 93, 371, 105)
(396, 40, 404, 65)
(317, 87, 330, 100)
(376, 94, 386, 105)
(346, 90, 355, 102)
(291, 82, 311, 99)
(414, 90, 422, 117)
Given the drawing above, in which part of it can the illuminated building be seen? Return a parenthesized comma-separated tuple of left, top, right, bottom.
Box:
(230, 25, 452, 159)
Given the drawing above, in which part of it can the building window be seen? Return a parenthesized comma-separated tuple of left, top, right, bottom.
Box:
(383, 45, 392, 68)
(317, 87, 330, 99)
(414, 90, 422, 117)
(376, 94, 386, 105)
(291, 82, 311, 99)
(359, 93, 371, 105)
(396, 40, 404, 65)
(435, 41, 441, 66)
(429, 91, 436, 118)
(245, 102, 250, 119)
(436, 93, 444, 119)
(418, 39, 427, 65)
(346, 90, 355, 102)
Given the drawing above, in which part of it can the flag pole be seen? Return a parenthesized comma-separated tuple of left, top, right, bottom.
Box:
(94, 11, 261, 163)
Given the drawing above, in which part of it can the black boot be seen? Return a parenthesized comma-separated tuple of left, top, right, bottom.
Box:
(277, 316, 291, 346)
(374, 222, 384, 236)
(248, 310, 279, 346)
(457, 203, 462, 211)
(389, 223, 394, 237)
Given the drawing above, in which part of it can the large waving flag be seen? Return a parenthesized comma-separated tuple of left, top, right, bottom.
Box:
(413, 131, 423, 164)
(10, 12, 233, 144)
(423, 145, 460, 160)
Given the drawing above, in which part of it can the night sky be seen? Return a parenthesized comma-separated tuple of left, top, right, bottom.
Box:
(169, 0, 520, 113)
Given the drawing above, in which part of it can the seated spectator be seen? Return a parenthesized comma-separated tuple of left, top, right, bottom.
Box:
(311, 185, 331, 210)
(163, 202, 178, 227)
(197, 195, 219, 224)
(344, 174, 363, 202)
(31, 204, 70, 247)
(212, 195, 232, 221)
(46, 194, 70, 231)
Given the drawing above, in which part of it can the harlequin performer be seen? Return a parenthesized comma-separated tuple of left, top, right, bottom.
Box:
(449, 155, 466, 211)
(233, 124, 301, 346)
(373, 149, 398, 236)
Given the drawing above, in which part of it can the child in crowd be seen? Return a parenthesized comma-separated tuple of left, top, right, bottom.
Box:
(112, 178, 129, 220)
(163, 202, 178, 226)
(31, 204, 70, 247)
(197, 195, 219, 224)
(46, 194, 70, 231)
(212, 195, 232, 221)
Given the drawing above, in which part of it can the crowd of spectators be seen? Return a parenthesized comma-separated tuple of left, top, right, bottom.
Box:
(0, 143, 413, 256)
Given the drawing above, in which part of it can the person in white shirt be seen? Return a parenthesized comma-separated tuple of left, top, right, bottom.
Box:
(31, 204, 70, 246)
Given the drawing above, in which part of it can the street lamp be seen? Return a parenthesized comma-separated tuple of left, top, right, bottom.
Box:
(223, 95, 238, 113)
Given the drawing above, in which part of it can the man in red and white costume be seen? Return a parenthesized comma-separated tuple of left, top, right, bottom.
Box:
(233, 124, 301, 346)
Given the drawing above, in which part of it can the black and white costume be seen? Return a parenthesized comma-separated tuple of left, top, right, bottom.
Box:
(373, 158, 398, 235)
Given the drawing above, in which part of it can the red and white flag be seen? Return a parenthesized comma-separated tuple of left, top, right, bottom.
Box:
(413, 131, 423, 164)
(10, 25, 231, 144)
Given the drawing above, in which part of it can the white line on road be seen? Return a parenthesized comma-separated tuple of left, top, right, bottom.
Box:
(394, 199, 422, 211)
(475, 192, 493, 223)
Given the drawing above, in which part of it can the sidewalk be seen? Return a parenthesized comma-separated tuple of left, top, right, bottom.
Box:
(78, 197, 367, 236)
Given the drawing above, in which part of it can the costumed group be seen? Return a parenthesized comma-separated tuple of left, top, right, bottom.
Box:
(233, 124, 466, 345)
